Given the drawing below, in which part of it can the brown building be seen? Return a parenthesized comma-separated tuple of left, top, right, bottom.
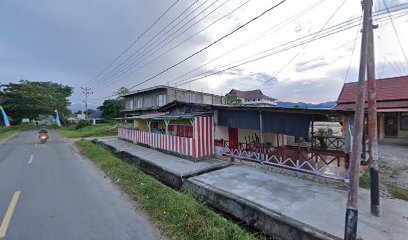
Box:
(334, 75, 408, 141)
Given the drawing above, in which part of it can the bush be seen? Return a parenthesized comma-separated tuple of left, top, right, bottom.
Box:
(75, 119, 91, 129)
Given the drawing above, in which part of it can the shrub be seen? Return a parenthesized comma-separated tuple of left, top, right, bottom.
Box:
(75, 119, 91, 129)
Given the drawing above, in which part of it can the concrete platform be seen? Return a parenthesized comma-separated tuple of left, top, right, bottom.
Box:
(95, 138, 230, 189)
(183, 165, 408, 240)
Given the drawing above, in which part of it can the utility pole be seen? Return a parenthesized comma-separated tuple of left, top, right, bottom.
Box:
(367, 3, 380, 216)
(81, 87, 93, 119)
(344, 0, 371, 239)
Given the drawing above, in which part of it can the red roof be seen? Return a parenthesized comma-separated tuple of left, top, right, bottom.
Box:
(227, 89, 276, 100)
(334, 75, 408, 110)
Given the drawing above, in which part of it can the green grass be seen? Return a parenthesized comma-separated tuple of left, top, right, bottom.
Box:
(75, 140, 263, 240)
(0, 124, 35, 141)
(57, 124, 117, 138)
(389, 185, 408, 201)
(359, 169, 370, 189)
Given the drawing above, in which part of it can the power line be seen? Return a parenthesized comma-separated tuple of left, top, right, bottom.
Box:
(89, 0, 209, 89)
(172, 2, 408, 87)
(258, 0, 349, 88)
(93, 1, 408, 99)
(173, 7, 408, 87)
(343, 15, 362, 83)
(85, 0, 181, 87)
(81, 87, 93, 118)
(94, 0, 287, 100)
(382, 0, 408, 74)
(92, 0, 239, 92)
(165, 0, 326, 86)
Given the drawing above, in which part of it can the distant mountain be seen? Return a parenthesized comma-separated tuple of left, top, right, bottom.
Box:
(277, 101, 336, 109)
(69, 103, 99, 113)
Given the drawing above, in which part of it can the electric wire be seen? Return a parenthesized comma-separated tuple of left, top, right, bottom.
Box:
(85, 0, 181, 87)
(92, 0, 240, 92)
(173, 8, 408, 87)
(90, 0, 211, 89)
(382, 0, 408, 74)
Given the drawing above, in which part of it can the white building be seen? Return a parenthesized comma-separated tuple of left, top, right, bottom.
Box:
(226, 89, 277, 107)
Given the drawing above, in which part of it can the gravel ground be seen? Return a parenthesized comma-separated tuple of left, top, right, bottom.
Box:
(378, 143, 408, 197)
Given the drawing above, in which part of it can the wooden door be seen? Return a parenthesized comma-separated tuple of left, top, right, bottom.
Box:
(384, 113, 398, 136)
(228, 128, 239, 149)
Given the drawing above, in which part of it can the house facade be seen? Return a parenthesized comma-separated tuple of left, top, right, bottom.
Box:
(334, 75, 408, 140)
(122, 85, 226, 117)
(226, 89, 277, 106)
(119, 100, 353, 180)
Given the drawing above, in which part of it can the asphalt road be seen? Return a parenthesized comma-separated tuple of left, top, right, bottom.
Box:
(0, 129, 162, 240)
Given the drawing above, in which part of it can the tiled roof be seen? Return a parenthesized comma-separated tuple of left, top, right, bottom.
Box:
(334, 100, 408, 110)
(337, 75, 408, 103)
(227, 89, 276, 100)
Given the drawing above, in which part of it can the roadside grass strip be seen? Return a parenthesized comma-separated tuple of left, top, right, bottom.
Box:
(0, 125, 34, 141)
(57, 124, 117, 138)
(75, 140, 264, 240)
(389, 185, 408, 201)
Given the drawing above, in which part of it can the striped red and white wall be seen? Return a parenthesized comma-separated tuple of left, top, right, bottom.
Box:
(192, 116, 213, 158)
(118, 116, 214, 159)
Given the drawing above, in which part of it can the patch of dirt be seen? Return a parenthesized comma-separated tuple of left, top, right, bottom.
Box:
(378, 143, 408, 197)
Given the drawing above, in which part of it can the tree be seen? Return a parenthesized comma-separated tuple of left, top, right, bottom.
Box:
(97, 87, 128, 119)
(74, 110, 83, 114)
(1, 80, 73, 123)
(227, 96, 242, 106)
(85, 109, 96, 116)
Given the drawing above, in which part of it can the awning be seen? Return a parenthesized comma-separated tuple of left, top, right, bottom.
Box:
(126, 113, 165, 120)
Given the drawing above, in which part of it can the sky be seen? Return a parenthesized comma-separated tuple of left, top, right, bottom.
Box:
(1, 0, 408, 110)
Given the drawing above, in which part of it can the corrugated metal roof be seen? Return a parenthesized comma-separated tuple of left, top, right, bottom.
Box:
(126, 113, 165, 119)
(126, 112, 211, 120)
(153, 113, 211, 119)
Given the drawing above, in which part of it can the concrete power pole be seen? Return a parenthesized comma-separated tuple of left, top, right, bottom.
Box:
(344, 0, 371, 239)
(367, 4, 380, 217)
(81, 87, 93, 119)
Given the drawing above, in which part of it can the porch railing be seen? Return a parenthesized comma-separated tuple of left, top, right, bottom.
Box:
(219, 140, 349, 180)
(311, 136, 345, 151)
(118, 128, 193, 157)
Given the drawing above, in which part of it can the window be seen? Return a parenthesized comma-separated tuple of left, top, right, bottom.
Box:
(157, 94, 167, 106)
(137, 99, 142, 108)
(401, 113, 408, 130)
(258, 98, 261, 101)
(176, 125, 193, 138)
(129, 98, 134, 109)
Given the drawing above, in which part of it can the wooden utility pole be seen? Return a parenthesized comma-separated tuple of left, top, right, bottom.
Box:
(344, 0, 371, 239)
(81, 87, 93, 119)
(367, 3, 380, 217)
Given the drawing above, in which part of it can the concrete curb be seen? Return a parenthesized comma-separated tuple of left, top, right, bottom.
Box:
(93, 139, 342, 240)
(182, 178, 342, 240)
(94, 140, 184, 189)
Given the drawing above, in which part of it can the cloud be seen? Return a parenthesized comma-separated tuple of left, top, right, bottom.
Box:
(1, 0, 407, 105)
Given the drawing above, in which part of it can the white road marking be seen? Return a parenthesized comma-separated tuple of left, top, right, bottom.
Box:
(28, 154, 34, 164)
(0, 191, 21, 238)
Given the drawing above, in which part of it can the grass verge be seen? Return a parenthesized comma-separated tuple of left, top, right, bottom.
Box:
(359, 169, 370, 189)
(0, 124, 34, 141)
(75, 140, 263, 240)
(57, 124, 117, 138)
(389, 185, 408, 201)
